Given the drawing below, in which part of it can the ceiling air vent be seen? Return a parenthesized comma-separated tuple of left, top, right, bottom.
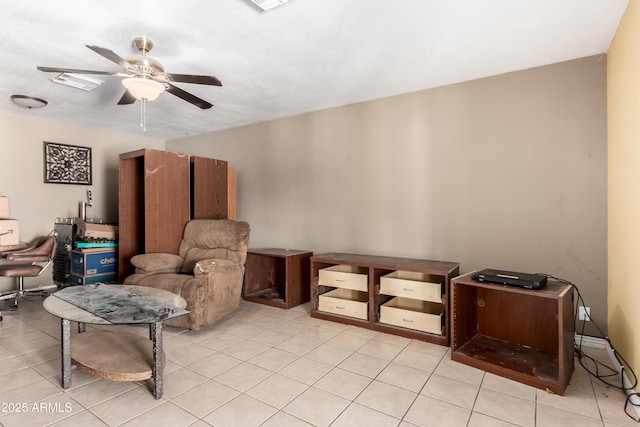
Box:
(251, 0, 291, 11)
(51, 73, 104, 91)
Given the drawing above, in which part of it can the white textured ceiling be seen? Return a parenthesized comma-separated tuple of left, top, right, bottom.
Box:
(0, 0, 628, 140)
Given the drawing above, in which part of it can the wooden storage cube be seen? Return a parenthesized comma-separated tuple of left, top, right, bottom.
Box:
(451, 273, 574, 395)
(380, 270, 443, 303)
(244, 249, 312, 309)
(245, 253, 287, 301)
(380, 297, 444, 334)
(318, 264, 368, 292)
(318, 288, 368, 320)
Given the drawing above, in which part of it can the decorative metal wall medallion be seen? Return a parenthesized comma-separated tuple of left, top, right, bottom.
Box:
(43, 141, 92, 185)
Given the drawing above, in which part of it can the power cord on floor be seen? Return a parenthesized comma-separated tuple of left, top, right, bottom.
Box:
(538, 273, 640, 423)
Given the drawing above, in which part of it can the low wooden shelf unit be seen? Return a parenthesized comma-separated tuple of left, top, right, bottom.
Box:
(451, 272, 574, 395)
(310, 253, 459, 346)
(244, 248, 313, 309)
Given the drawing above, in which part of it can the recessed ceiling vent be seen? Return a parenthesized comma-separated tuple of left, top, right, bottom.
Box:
(251, 0, 291, 11)
(51, 73, 104, 91)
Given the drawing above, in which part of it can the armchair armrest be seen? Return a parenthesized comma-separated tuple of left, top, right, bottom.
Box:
(130, 253, 184, 274)
(1, 235, 50, 259)
(194, 258, 241, 275)
(191, 258, 245, 326)
(0, 242, 37, 258)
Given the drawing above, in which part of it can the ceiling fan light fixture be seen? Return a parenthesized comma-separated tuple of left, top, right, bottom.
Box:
(122, 77, 164, 101)
(10, 94, 48, 109)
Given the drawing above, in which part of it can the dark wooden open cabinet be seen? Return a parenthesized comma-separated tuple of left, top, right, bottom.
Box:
(244, 248, 313, 309)
(451, 272, 575, 395)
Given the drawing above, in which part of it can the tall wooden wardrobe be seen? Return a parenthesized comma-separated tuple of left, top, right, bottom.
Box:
(118, 148, 235, 280)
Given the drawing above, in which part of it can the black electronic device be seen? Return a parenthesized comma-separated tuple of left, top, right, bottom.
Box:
(472, 268, 547, 290)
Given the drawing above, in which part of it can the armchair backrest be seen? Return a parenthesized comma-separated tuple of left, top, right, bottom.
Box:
(6, 235, 57, 263)
(178, 219, 250, 272)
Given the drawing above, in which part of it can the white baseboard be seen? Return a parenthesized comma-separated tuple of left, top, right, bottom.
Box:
(574, 334, 606, 349)
(576, 334, 640, 419)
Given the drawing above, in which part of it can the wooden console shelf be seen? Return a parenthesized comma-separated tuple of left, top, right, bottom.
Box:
(310, 253, 459, 346)
(244, 249, 313, 309)
(451, 272, 574, 395)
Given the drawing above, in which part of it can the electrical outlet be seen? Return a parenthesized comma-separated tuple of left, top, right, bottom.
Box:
(579, 306, 591, 321)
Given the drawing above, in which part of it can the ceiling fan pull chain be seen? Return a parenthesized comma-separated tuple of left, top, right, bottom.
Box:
(140, 98, 146, 132)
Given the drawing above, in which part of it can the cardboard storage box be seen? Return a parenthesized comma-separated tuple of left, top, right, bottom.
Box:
(0, 219, 19, 246)
(380, 297, 444, 335)
(380, 270, 444, 303)
(76, 218, 118, 239)
(318, 288, 369, 320)
(0, 196, 9, 218)
(72, 250, 117, 276)
(318, 264, 368, 292)
(71, 272, 117, 286)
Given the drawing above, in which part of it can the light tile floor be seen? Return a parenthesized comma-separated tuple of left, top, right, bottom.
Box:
(0, 297, 638, 426)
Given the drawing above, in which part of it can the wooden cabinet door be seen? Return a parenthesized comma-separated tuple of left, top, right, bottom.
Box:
(118, 149, 190, 280)
(191, 156, 228, 219)
(144, 149, 190, 254)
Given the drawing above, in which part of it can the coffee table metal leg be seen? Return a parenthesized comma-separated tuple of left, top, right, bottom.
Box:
(151, 321, 163, 399)
(61, 318, 71, 389)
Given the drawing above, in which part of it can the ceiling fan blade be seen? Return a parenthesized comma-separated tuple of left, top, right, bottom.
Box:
(85, 45, 133, 70)
(117, 90, 137, 105)
(37, 66, 116, 75)
(166, 84, 213, 109)
(165, 73, 222, 86)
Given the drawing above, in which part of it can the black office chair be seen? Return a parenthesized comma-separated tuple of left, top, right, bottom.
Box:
(0, 235, 57, 321)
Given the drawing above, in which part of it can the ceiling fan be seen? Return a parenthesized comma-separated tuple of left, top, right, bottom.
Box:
(37, 37, 221, 110)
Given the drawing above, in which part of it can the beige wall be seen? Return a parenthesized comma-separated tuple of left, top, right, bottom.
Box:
(169, 56, 608, 334)
(0, 55, 609, 337)
(0, 111, 163, 290)
(608, 0, 640, 373)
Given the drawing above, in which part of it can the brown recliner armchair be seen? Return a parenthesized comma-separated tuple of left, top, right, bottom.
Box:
(123, 219, 250, 330)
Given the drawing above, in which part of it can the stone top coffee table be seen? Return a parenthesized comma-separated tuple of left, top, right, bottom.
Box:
(44, 283, 189, 399)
